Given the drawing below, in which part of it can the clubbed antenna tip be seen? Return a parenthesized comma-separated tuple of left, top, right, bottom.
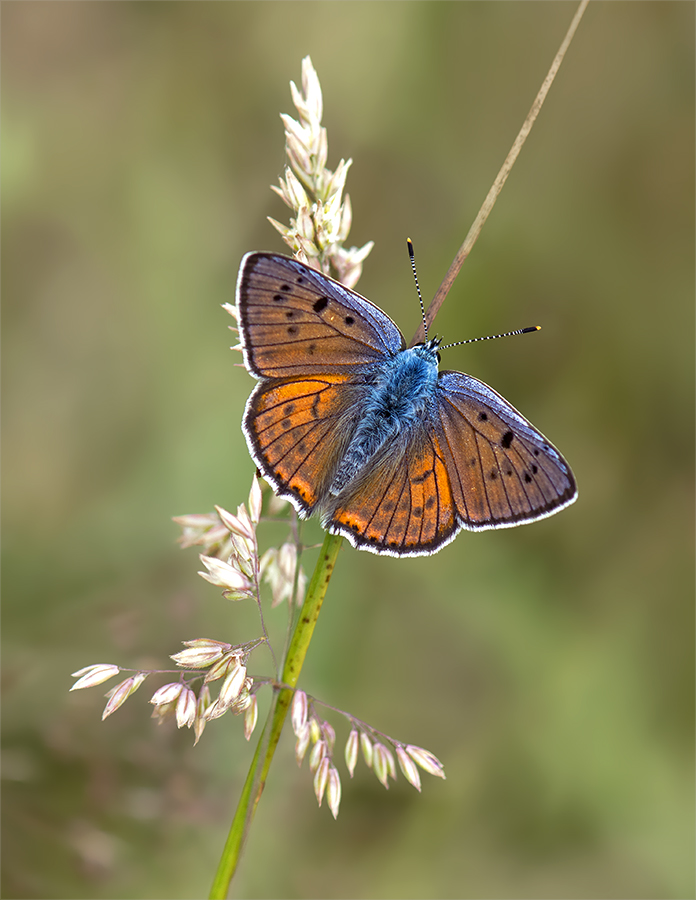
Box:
(407, 238, 428, 340)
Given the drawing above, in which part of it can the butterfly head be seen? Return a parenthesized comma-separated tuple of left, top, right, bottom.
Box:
(413, 336, 442, 366)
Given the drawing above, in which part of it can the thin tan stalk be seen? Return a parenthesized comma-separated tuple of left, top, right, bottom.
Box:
(411, 0, 589, 346)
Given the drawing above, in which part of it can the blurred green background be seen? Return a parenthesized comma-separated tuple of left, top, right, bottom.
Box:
(2, 3, 693, 898)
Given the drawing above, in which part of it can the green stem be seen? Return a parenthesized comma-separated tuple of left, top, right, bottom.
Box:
(209, 531, 343, 899)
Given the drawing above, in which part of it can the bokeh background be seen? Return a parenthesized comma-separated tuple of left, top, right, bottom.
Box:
(2, 3, 693, 899)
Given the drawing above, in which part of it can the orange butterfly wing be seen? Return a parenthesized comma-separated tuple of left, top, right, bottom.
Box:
(237, 252, 405, 378)
(325, 427, 458, 556)
(238, 252, 404, 516)
(244, 373, 367, 516)
(435, 371, 577, 529)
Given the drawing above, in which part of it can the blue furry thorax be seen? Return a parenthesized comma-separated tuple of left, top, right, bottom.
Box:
(328, 339, 440, 496)
(367, 340, 440, 423)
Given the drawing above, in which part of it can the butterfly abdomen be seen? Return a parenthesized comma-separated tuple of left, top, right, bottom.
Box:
(328, 345, 439, 497)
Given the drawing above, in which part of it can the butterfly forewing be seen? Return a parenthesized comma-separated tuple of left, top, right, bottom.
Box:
(237, 253, 405, 378)
(435, 372, 577, 529)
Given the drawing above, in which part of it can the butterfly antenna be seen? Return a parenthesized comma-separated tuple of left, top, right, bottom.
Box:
(440, 325, 541, 351)
(407, 238, 428, 340)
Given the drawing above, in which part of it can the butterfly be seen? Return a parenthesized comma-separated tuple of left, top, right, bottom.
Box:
(236, 252, 577, 557)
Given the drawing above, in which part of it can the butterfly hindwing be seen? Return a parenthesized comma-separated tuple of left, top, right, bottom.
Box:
(435, 371, 577, 529)
(243, 373, 367, 516)
(325, 425, 458, 556)
(237, 253, 405, 378)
